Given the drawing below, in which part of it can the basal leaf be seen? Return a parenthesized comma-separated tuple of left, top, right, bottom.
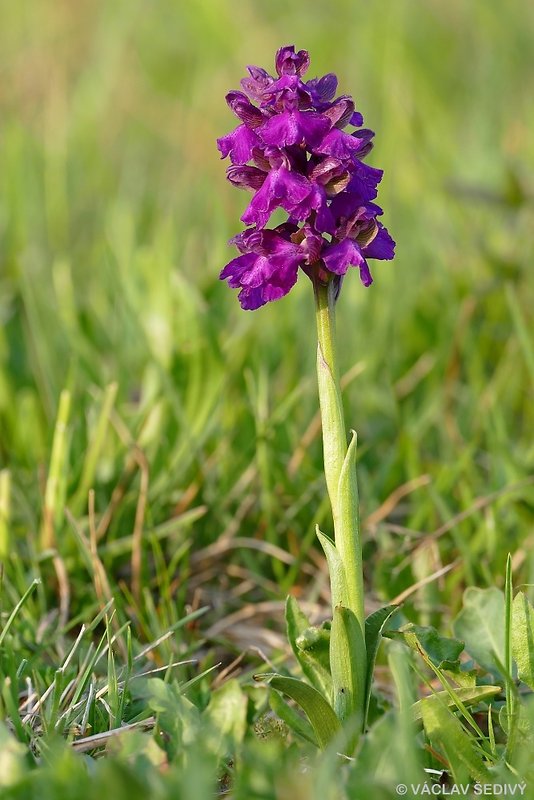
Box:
(205, 679, 248, 752)
(512, 591, 534, 690)
(268, 688, 318, 747)
(385, 623, 464, 671)
(364, 604, 398, 726)
(285, 595, 332, 698)
(255, 673, 340, 749)
(421, 696, 492, 784)
(453, 587, 505, 676)
(412, 686, 501, 722)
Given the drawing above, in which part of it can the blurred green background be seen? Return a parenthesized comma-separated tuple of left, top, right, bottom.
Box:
(1, 0, 533, 623)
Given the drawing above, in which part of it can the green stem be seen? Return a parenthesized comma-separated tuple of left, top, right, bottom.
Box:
(313, 278, 365, 633)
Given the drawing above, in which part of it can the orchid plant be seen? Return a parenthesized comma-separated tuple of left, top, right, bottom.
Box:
(217, 45, 396, 753)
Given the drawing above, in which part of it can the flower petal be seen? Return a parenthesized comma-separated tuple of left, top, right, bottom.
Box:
(241, 167, 315, 228)
(259, 110, 331, 149)
(225, 91, 264, 128)
(275, 46, 310, 77)
(306, 73, 338, 104)
(316, 128, 369, 160)
(217, 124, 261, 164)
(322, 239, 364, 275)
(226, 165, 267, 191)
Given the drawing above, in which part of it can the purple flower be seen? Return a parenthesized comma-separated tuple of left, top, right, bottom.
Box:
(218, 46, 395, 310)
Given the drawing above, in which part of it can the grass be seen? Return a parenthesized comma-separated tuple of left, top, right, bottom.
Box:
(1, 0, 534, 797)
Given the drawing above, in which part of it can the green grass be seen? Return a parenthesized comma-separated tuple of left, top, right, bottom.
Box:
(1, 0, 534, 797)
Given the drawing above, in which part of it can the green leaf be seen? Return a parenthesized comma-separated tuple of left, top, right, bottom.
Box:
(296, 621, 331, 666)
(0, 722, 26, 789)
(512, 591, 534, 690)
(453, 587, 505, 676)
(385, 624, 464, 670)
(268, 689, 318, 747)
(412, 686, 501, 722)
(205, 679, 248, 753)
(285, 595, 332, 698)
(335, 430, 363, 623)
(421, 696, 492, 784)
(316, 527, 348, 609)
(330, 605, 366, 724)
(255, 673, 340, 749)
(364, 604, 398, 725)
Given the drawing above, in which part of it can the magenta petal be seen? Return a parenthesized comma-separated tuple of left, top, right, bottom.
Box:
(259, 111, 330, 149)
(359, 259, 373, 286)
(220, 253, 257, 286)
(238, 286, 266, 310)
(307, 73, 338, 104)
(241, 167, 314, 228)
(217, 124, 261, 164)
(322, 239, 363, 275)
(316, 129, 367, 160)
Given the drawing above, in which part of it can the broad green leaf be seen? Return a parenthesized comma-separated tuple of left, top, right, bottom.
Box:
(330, 605, 366, 724)
(364, 604, 398, 725)
(512, 592, 534, 690)
(205, 679, 247, 752)
(268, 688, 318, 747)
(453, 587, 505, 676)
(499, 694, 534, 754)
(316, 527, 348, 608)
(255, 673, 340, 749)
(385, 624, 464, 670)
(0, 722, 26, 788)
(421, 696, 492, 784)
(285, 595, 332, 698)
(296, 621, 331, 665)
(412, 686, 501, 722)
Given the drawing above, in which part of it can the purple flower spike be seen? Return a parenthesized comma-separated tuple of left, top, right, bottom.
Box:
(218, 46, 395, 309)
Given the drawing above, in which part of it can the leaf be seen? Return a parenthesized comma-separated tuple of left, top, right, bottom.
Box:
(335, 430, 363, 621)
(512, 592, 534, 690)
(453, 587, 505, 676)
(296, 621, 331, 666)
(385, 624, 464, 670)
(364, 604, 398, 726)
(316, 527, 348, 608)
(255, 673, 340, 749)
(285, 595, 332, 698)
(205, 679, 248, 753)
(421, 696, 492, 784)
(330, 605, 366, 724)
(0, 721, 26, 788)
(412, 686, 501, 722)
(268, 689, 318, 747)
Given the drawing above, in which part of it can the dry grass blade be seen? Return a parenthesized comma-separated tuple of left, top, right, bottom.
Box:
(365, 474, 432, 530)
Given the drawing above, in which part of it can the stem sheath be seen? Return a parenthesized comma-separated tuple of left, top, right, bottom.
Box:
(313, 278, 365, 632)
